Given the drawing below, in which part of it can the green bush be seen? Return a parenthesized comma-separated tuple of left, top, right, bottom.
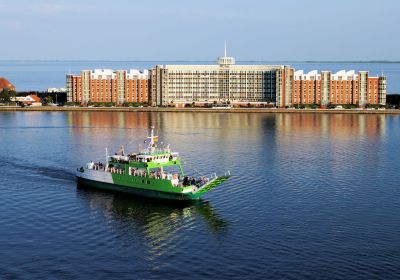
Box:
(123, 102, 148, 107)
(366, 104, 379, 109)
(64, 102, 79, 106)
(342, 104, 357, 109)
(303, 104, 318, 109)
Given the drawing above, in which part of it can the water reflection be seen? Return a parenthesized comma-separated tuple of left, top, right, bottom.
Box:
(67, 111, 151, 130)
(66, 111, 388, 190)
(76, 187, 228, 258)
(67, 111, 387, 140)
(274, 113, 386, 139)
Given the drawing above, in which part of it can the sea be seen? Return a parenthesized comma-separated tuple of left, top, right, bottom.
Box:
(0, 60, 399, 93)
(0, 111, 400, 279)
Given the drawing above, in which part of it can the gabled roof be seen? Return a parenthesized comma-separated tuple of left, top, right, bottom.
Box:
(27, 95, 41, 102)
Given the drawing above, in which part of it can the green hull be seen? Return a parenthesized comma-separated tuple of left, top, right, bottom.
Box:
(77, 176, 230, 200)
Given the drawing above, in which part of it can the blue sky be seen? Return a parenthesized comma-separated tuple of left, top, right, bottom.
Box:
(0, 0, 399, 61)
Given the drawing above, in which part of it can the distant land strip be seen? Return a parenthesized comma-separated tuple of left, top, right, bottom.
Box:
(0, 60, 400, 63)
(1, 107, 400, 114)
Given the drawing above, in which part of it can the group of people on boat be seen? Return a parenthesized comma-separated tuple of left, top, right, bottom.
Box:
(129, 168, 147, 177)
(128, 167, 173, 179)
(87, 161, 125, 174)
(88, 162, 104, 171)
(182, 176, 209, 187)
(112, 153, 175, 164)
(85, 160, 210, 188)
(149, 170, 174, 180)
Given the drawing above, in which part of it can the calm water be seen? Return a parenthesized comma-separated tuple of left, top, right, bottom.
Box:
(0, 60, 399, 93)
(1, 111, 400, 279)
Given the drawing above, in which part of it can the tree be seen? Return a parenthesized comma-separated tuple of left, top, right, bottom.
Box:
(0, 89, 16, 104)
(42, 96, 53, 106)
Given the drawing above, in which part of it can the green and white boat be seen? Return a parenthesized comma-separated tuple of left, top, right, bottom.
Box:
(76, 127, 230, 200)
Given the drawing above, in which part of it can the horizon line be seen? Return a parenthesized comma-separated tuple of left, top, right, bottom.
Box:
(1, 59, 400, 63)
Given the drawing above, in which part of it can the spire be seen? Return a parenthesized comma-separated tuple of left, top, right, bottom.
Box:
(217, 41, 235, 66)
(224, 40, 227, 57)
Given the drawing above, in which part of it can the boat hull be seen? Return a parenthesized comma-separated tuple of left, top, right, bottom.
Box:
(76, 176, 200, 200)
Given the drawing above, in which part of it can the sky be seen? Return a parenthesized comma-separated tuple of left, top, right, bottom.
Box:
(0, 0, 399, 61)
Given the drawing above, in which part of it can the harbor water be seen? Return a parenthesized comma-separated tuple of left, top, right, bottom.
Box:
(0, 111, 400, 279)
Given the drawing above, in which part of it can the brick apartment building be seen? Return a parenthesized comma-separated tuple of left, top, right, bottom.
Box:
(66, 69, 149, 104)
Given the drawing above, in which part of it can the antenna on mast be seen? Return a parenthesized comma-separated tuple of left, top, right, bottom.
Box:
(224, 40, 227, 57)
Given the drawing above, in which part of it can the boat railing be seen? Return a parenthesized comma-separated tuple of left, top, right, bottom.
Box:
(86, 162, 127, 175)
(139, 148, 172, 155)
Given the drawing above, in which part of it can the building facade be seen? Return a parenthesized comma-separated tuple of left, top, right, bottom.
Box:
(67, 69, 149, 104)
(65, 49, 387, 108)
(293, 70, 386, 107)
(150, 51, 294, 107)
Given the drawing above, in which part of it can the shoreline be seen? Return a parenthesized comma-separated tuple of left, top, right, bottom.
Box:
(0, 106, 399, 114)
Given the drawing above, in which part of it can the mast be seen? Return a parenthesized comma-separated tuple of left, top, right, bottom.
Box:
(105, 147, 109, 172)
(146, 126, 157, 153)
(224, 40, 227, 57)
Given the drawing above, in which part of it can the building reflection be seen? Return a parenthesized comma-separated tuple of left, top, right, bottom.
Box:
(67, 111, 150, 130)
(76, 187, 228, 259)
(272, 113, 387, 185)
(274, 113, 386, 139)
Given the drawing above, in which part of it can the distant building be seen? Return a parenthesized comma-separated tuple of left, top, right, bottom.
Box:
(150, 44, 294, 107)
(47, 87, 66, 93)
(293, 70, 386, 107)
(15, 95, 42, 106)
(66, 69, 149, 104)
(65, 45, 387, 108)
(0, 77, 16, 92)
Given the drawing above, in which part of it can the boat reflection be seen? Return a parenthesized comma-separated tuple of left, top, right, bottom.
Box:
(76, 185, 228, 258)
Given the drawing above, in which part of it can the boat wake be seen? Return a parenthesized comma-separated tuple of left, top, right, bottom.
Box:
(2, 156, 75, 182)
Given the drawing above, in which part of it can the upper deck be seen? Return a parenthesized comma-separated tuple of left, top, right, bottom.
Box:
(109, 127, 180, 168)
(111, 151, 180, 167)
